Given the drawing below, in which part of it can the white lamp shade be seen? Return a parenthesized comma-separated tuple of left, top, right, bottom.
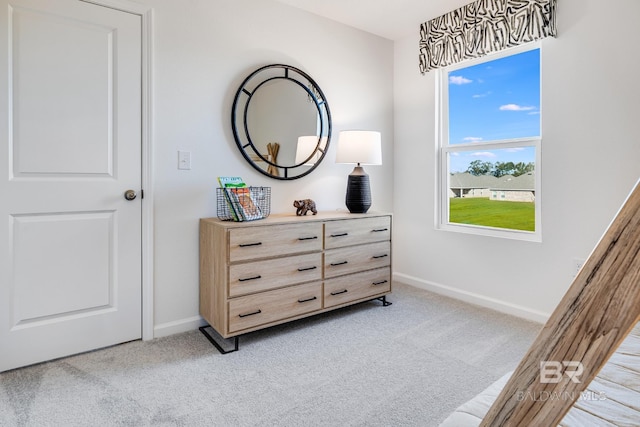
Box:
(295, 136, 327, 165)
(335, 131, 382, 165)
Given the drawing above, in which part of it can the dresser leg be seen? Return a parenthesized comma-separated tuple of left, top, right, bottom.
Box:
(377, 295, 392, 306)
(199, 325, 239, 354)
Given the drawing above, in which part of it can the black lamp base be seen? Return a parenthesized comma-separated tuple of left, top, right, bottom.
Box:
(345, 166, 371, 214)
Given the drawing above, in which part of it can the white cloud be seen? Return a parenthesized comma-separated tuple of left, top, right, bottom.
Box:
(471, 151, 497, 158)
(450, 152, 460, 156)
(499, 104, 536, 111)
(449, 75, 472, 85)
(463, 137, 483, 142)
(505, 147, 525, 153)
(472, 91, 491, 98)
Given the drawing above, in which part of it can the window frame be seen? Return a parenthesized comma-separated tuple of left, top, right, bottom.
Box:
(436, 43, 542, 242)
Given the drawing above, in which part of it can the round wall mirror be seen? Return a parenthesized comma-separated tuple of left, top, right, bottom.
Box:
(231, 64, 331, 180)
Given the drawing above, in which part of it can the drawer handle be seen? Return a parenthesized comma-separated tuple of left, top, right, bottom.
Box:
(297, 266, 318, 272)
(372, 228, 389, 232)
(330, 232, 348, 237)
(330, 289, 348, 296)
(238, 309, 262, 318)
(298, 296, 317, 303)
(372, 254, 389, 259)
(239, 242, 262, 248)
(238, 275, 262, 282)
(330, 261, 348, 266)
(373, 280, 388, 286)
(298, 236, 318, 241)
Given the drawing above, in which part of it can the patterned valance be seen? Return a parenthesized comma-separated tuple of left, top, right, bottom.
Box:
(419, 0, 556, 74)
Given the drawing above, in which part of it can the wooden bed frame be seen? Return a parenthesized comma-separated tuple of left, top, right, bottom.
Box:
(480, 180, 640, 425)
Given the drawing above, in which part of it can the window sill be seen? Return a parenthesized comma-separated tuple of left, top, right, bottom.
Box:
(437, 222, 542, 242)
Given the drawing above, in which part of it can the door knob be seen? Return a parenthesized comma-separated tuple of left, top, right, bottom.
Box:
(124, 190, 137, 201)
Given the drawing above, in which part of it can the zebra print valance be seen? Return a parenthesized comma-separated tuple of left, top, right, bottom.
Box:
(419, 0, 556, 74)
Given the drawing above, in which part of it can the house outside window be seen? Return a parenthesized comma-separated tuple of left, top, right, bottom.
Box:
(437, 44, 542, 241)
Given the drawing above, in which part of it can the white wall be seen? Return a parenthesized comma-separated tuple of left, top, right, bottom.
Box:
(393, 0, 640, 322)
(141, 0, 394, 336)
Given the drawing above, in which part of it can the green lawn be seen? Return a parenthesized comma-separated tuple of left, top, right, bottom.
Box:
(449, 197, 535, 232)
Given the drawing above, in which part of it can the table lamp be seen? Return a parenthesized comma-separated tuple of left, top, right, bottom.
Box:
(335, 130, 382, 213)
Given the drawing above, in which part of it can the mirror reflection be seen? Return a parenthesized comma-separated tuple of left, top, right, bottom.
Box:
(231, 64, 331, 180)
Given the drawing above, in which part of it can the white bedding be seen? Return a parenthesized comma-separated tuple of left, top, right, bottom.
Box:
(439, 322, 640, 427)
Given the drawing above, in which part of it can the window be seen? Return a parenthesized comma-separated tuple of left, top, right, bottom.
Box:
(438, 44, 541, 241)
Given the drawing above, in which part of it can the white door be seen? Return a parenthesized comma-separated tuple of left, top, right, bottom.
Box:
(0, 0, 142, 372)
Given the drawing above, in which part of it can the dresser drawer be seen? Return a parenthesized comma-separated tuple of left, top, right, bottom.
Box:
(229, 223, 322, 262)
(324, 267, 391, 308)
(324, 216, 390, 249)
(324, 241, 390, 279)
(228, 282, 322, 333)
(229, 253, 322, 297)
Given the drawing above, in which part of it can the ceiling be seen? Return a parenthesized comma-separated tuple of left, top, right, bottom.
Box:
(273, 0, 471, 41)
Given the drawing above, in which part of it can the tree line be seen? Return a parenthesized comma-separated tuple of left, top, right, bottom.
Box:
(466, 160, 535, 177)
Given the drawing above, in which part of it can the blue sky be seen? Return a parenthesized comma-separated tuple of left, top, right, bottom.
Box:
(447, 48, 540, 173)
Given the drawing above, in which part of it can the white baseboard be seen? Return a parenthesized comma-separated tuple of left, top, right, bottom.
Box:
(151, 274, 549, 338)
(153, 315, 207, 339)
(393, 272, 549, 324)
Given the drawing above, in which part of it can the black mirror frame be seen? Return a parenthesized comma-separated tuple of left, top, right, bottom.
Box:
(231, 64, 332, 180)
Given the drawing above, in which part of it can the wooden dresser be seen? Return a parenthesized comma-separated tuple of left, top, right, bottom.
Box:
(199, 211, 392, 351)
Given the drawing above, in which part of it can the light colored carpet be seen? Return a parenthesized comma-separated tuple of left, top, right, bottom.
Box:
(0, 282, 541, 426)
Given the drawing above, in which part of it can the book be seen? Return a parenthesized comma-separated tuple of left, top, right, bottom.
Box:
(217, 177, 240, 221)
(218, 177, 262, 221)
(217, 176, 245, 189)
(230, 187, 262, 220)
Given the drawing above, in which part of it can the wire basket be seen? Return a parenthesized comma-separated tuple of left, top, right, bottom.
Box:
(217, 186, 271, 222)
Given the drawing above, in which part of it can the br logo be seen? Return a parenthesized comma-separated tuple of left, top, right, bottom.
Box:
(540, 361, 584, 383)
